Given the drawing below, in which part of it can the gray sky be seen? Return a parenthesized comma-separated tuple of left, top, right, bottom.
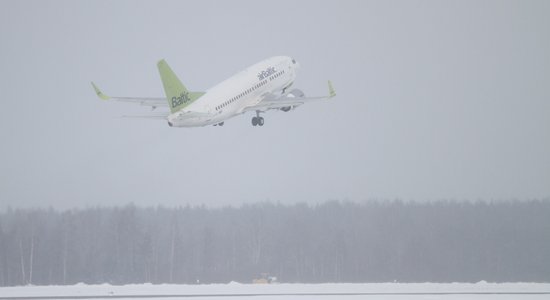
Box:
(0, 0, 549, 209)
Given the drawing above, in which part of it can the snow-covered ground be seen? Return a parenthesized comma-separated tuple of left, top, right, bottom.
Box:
(1, 282, 549, 299)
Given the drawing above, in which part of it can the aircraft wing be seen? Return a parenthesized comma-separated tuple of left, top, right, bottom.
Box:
(91, 82, 205, 108)
(121, 113, 169, 119)
(118, 110, 213, 120)
(125, 110, 215, 119)
(242, 80, 336, 113)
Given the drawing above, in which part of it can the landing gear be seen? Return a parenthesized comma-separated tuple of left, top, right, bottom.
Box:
(252, 117, 264, 126)
(218, 122, 224, 126)
(252, 116, 264, 126)
(251, 111, 264, 127)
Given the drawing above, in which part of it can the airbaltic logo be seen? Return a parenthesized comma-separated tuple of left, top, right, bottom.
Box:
(257, 67, 276, 81)
(171, 92, 191, 108)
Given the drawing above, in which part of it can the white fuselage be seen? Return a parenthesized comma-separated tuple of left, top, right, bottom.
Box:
(167, 56, 298, 127)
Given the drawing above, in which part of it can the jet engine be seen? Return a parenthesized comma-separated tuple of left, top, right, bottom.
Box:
(280, 89, 305, 112)
(287, 89, 305, 98)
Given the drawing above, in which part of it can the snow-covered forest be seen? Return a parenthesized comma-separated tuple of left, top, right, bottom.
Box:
(0, 200, 548, 286)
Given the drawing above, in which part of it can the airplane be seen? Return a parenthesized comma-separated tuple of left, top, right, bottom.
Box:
(92, 56, 335, 127)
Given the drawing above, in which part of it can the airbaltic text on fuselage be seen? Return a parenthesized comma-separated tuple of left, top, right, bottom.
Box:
(257, 67, 276, 81)
(171, 92, 191, 108)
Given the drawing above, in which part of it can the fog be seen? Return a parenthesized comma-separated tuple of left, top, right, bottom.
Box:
(0, 0, 549, 290)
(0, 0, 548, 209)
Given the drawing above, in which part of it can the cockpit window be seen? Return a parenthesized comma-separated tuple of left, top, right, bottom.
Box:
(292, 58, 296, 64)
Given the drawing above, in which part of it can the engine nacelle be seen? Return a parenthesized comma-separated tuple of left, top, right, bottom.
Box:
(280, 106, 293, 112)
(280, 89, 304, 112)
(287, 89, 305, 98)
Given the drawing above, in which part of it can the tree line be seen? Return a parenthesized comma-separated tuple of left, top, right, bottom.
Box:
(0, 200, 549, 286)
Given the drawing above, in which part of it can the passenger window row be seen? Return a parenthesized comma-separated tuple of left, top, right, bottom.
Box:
(269, 69, 285, 81)
(215, 79, 269, 111)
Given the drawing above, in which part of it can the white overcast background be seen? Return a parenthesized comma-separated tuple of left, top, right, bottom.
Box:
(0, 0, 549, 209)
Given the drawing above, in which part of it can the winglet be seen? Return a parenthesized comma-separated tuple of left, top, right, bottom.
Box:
(328, 80, 336, 98)
(91, 82, 110, 100)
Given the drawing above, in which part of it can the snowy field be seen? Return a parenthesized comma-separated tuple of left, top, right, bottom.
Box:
(1, 282, 549, 300)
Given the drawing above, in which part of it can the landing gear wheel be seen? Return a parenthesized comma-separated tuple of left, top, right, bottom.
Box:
(252, 111, 264, 127)
(218, 122, 224, 126)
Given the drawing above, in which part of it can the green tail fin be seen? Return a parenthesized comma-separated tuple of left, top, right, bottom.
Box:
(157, 59, 200, 113)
